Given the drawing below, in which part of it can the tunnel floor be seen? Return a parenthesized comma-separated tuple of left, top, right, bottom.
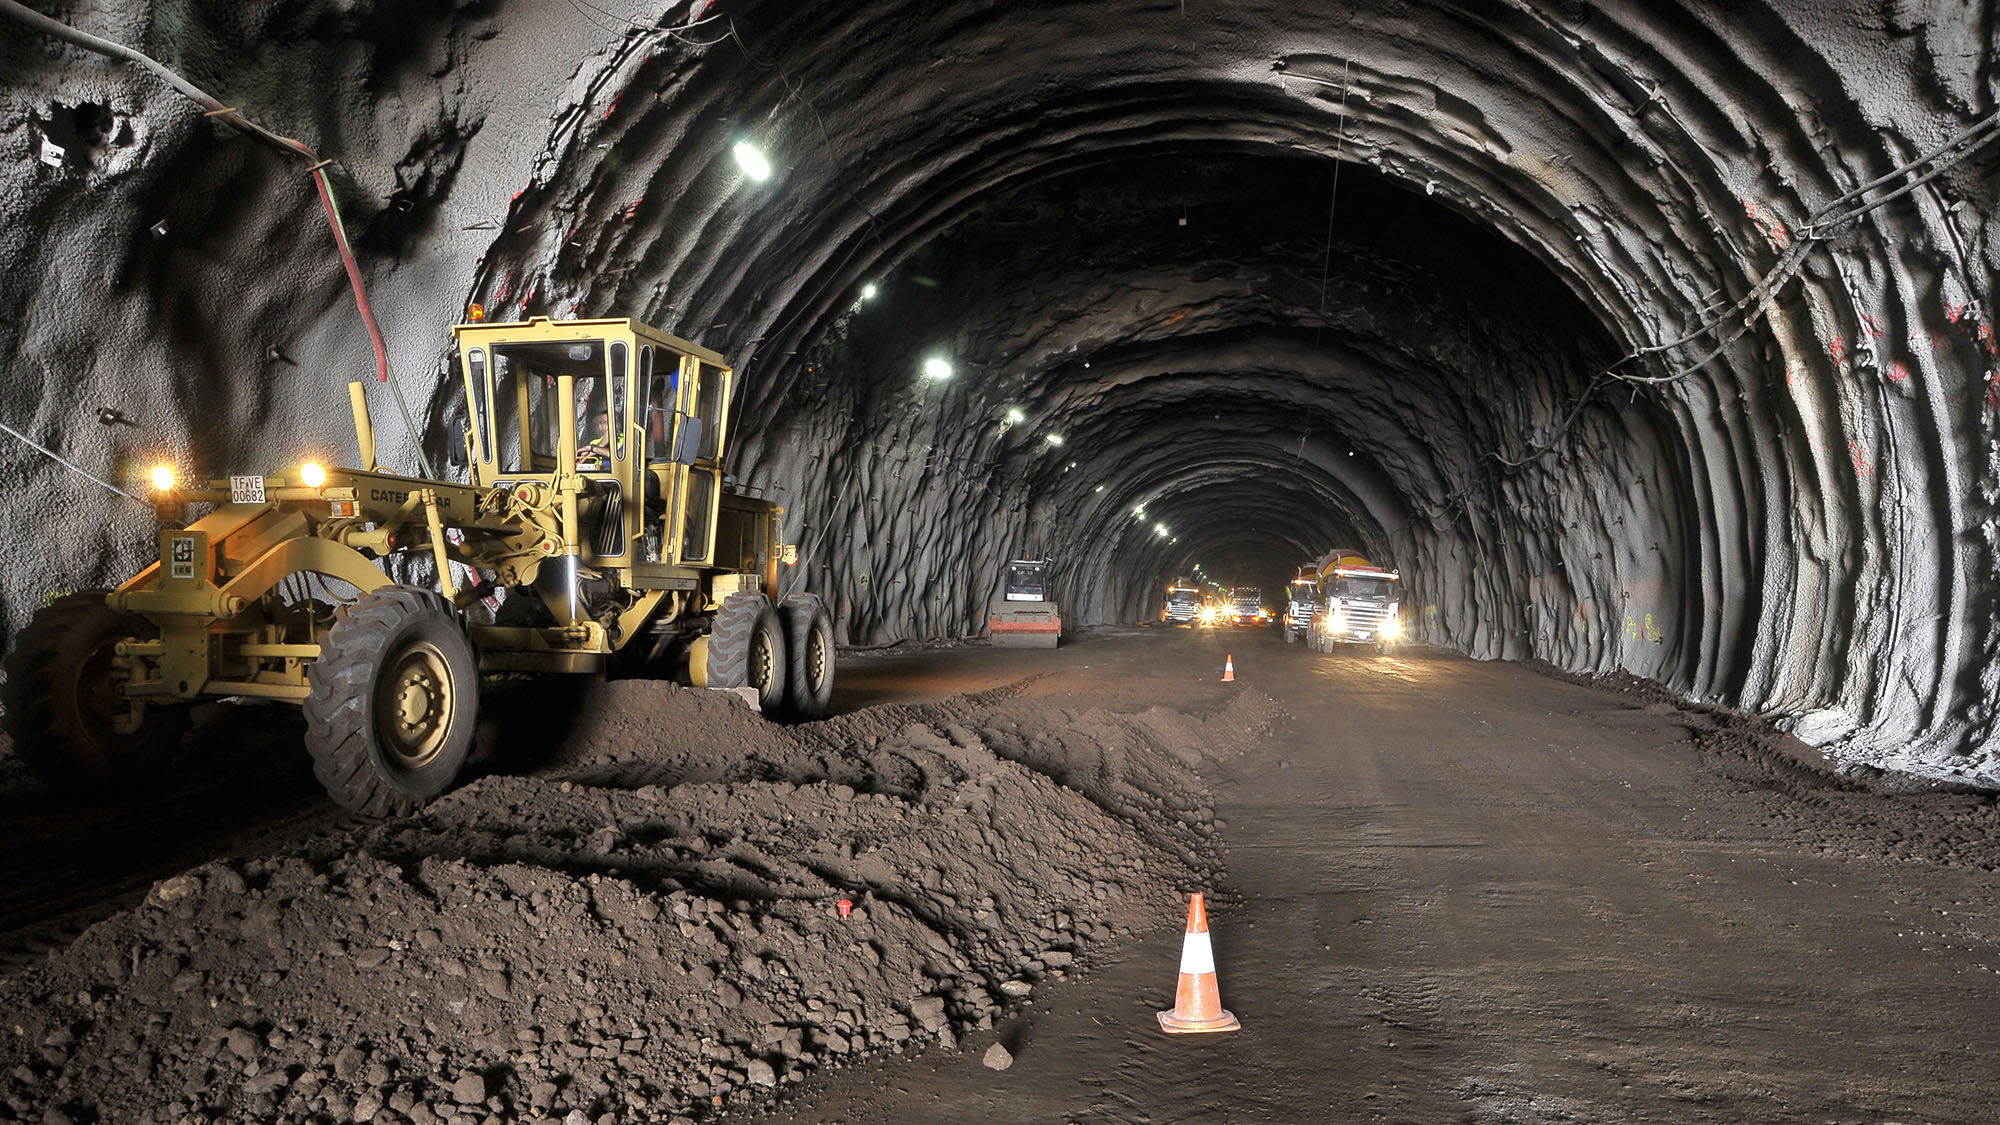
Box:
(1, 631, 1997, 1124)
(764, 631, 2000, 1124)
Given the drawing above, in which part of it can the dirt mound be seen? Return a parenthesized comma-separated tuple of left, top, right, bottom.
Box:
(0, 680, 1264, 1125)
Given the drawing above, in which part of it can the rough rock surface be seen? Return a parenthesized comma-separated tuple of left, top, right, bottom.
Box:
(1, 0, 1996, 784)
(0, 680, 1274, 1124)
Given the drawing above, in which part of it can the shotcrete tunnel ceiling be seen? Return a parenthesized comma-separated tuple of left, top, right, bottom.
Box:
(2, 0, 1996, 784)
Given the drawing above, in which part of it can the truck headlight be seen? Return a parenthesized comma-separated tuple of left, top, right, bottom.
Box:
(1380, 616, 1401, 639)
(300, 462, 327, 488)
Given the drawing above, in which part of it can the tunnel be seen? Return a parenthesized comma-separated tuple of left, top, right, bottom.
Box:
(2, 4, 1997, 771)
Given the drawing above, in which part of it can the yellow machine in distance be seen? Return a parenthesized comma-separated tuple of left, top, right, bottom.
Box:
(2, 316, 835, 816)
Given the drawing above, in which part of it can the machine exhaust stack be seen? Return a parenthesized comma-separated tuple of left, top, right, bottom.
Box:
(348, 381, 378, 472)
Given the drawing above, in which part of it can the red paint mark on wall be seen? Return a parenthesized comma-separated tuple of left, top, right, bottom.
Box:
(1166, 308, 1189, 325)
(621, 197, 644, 223)
(495, 270, 518, 304)
(1741, 199, 1790, 250)
(1849, 440, 1871, 476)
(1887, 361, 1909, 382)
(603, 96, 621, 120)
(1947, 302, 1969, 325)
(1860, 314, 1885, 340)
(1829, 337, 1847, 364)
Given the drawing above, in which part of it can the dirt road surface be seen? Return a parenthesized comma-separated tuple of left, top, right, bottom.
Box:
(759, 628, 2000, 1124)
(2, 626, 1996, 1124)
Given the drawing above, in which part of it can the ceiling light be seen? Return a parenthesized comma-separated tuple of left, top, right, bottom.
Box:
(732, 141, 772, 181)
(923, 357, 953, 380)
(1094, 485, 1105, 492)
(1155, 524, 1169, 537)
(1044, 433, 1065, 446)
(1005, 407, 1025, 424)
(861, 283, 878, 300)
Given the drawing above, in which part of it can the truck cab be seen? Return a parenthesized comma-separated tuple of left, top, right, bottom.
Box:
(1310, 564, 1403, 652)
(1227, 587, 1266, 627)
(1283, 570, 1319, 643)
(1162, 584, 1202, 626)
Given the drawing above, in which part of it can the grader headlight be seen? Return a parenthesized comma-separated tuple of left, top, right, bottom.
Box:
(300, 462, 327, 489)
(149, 464, 176, 492)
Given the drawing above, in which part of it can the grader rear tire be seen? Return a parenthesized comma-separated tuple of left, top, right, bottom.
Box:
(303, 586, 478, 817)
(778, 593, 836, 720)
(0, 592, 190, 795)
(707, 593, 788, 713)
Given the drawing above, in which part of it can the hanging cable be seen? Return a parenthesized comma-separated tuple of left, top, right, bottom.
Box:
(0, 0, 436, 478)
(1489, 106, 2000, 472)
(0, 420, 150, 506)
(1313, 58, 1353, 353)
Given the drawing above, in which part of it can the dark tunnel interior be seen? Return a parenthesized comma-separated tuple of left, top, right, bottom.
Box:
(1, 0, 1997, 784)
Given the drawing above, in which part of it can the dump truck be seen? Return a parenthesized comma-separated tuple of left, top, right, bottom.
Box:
(1305, 547, 1403, 653)
(0, 314, 836, 816)
(987, 558, 1061, 647)
(1161, 580, 1202, 626)
(1281, 566, 1319, 644)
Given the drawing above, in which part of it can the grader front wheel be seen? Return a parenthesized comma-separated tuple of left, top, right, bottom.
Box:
(303, 586, 478, 817)
(0, 592, 190, 795)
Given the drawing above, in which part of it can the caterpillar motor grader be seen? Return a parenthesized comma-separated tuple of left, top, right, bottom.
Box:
(1, 315, 835, 816)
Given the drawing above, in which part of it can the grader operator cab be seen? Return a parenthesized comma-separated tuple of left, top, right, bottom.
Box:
(1, 315, 835, 816)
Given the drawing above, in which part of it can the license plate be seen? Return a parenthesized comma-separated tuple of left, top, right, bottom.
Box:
(229, 475, 266, 504)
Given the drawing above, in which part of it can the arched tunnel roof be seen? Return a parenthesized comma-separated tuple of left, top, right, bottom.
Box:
(1, 0, 1996, 782)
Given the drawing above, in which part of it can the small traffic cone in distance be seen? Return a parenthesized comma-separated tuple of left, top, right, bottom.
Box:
(1158, 892, 1240, 1034)
(1221, 654, 1235, 682)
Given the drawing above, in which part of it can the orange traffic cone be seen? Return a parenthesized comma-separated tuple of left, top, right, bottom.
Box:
(1221, 655, 1235, 682)
(1158, 892, 1240, 1034)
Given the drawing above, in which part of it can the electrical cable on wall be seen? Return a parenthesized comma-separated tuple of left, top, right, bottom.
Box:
(0, 0, 436, 479)
(1490, 105, 2000, 473)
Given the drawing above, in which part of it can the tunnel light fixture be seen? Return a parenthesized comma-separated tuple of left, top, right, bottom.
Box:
(732, 141, 773, 182)
(150, 464, 176, 492)
(299, 462, 327, 489)
(1005, 407, 1026, 424)
(1094, 485, 1105, 493)
(861, 283, 878, 300)
(1044, 433, 1065, 446)
(1155, 523, 1170, 537)
(1133, 505, 1146, 517)
(923, 357, 953, 381)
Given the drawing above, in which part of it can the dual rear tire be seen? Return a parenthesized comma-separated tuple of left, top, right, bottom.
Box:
(706, 591, 835, 720)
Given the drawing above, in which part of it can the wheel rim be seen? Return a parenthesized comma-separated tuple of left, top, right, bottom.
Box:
(70, 632, 152, 756)
(377, 641, 455, 769)
(750, 627, 778, 695)
(806, 628, 828, 691)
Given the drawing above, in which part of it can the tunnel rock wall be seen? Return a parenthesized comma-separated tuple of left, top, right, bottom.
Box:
(1, 0, 1996, 784)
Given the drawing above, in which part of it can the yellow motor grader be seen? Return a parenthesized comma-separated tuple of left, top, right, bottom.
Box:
(1, 315, 835, 816)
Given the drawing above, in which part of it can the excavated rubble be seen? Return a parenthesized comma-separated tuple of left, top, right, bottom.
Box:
(0, 681, 1277, 1125)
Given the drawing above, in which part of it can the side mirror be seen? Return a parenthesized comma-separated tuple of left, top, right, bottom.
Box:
(671, 416, 704, 465)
